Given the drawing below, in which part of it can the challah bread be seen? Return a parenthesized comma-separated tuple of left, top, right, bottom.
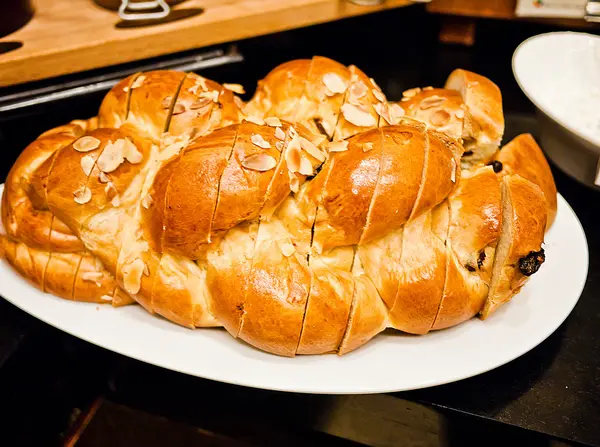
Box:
(0, 58, 554, 356)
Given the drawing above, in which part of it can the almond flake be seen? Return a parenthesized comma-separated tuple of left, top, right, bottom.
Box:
(97, 139, 125, 173)
(123, 139, 143, 164)
(245, 115, 265, 126)
(199, 90, 220, 103)
(143, 263, 150, 276)
(323, 73, 347, 95)
(298, 157, 313, 176)
(390, 103, 405, 118)
(363, 142, 374, 152)
(287, 126, 298, 139)
(122, 258, 145, 295)
(274, 126, 286, 140)
(142, 194, 153, 209)
(241, 153, 277, 172)
(223, 83, 245, 94)
(403, 87, 422, 98)
(342, 103, 376, 127)
(450, 158, 457, 183)
(372, 88, 386, 102)
(189, 77, 208, 95)
(172, 103, 186, 115)
(82, 271, 103, 282)
(400, 97, 410, 102)
(280, 242, 296, 257)
(100, 295, 113, 302)
(299, 137, 326, 162)
(73, 136, 101, 152)
(369, 77, 382, 91)
(234, 96, 245, 111)
(189, 97, 212, 110)
(285, 138, 302, 173)
(374, 102, 394, 125)
(80, 155, 95, 176)
(419, 95, 447, 110)
(349, 81, 368, 100)
(123, 86, 129, 93)
(105, 182, 118, 199)
(161, 96, 172, 109)
(130, 75, 146, 90)
(251, 133, 271, 149)
(265, 117, 282, 127)
(98, 172, 110, 183)
(73, 186, 92, 204)
(423, 86, 434, 91)
(94, 257, 104, 271)
(455, 109, 465, 119)
(329, 140, 349, 152)
(289, 171, 300, 193)
(275, 141, 285, 151)
(431, 109, 451, 127)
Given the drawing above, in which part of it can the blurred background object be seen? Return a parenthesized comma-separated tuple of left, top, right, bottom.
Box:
(0, 0, 33, 39)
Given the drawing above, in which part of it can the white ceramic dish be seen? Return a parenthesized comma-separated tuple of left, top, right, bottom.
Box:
(0, 184, 589, 394)
(513, 31, 600, 187)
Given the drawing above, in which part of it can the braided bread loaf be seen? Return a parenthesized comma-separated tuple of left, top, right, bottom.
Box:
(0, 57, 556, 356)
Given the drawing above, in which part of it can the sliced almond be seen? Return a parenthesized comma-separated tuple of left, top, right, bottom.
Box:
(285, 137, 302, 173)
(130, 75, 146, 90)
(287, 126, 298, 139)
(298, 157, 313, 176)
(450, 157, 457, 183)
(274, 126, 286, 140)
(189, 77, 208, 95)
(141, 194, 153, 209)
(400, 97, 410, 102)
(122, 258, 145, 295)
(280, 242, 296, 257)
(372, 88, 386, 102)
(199, 90, 220, 103)
(329, 140, 349, 152)
(189, 97, 212, 110)
(234, 95, 246, 111)
(455, 108, 465, 119)
(362, 142, 374, 152)
(349, 81, 368, 100)
(419, 95, 446, 110)
(98, 171, 110, 183)
(390, 103, 405, 118)
(97, 139, 125, 173)
(82, 271, 103, 282)
(341, 103, 376, 127)
(323, 73, 348, 95)
(73, 186, 92, 204)
(94, 257, 104, 271)
(369, 77, 382, 91)
(251, 133, 271, 149)
(423, 86, 434, 91)
(161, 96, 172, 109)
(241, 153, 277, 172)
(73, 136, 101, 152)
(104, 182, 118, 199)
(402, 87, 422, 98)
(80, 155, 95, 176)
(265, 116, 282, 127)
(374, 102, 393, 125)
(172, 103, 186, 115)
(123, 139, 143, 164)
(123, 86, 129, 93)
(289, 171, 300, 193)
(431, 109, 451, 127)
(100, 295, 113, 302)
(223, 83, 245, 94)
(111, 195, 121, 207)
(299, 137, 326, 162)
(245, 115, 265, 126)
(275, 141, 285, 152)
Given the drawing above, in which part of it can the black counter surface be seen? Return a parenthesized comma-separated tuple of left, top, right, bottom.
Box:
(0, 6, 598, 446)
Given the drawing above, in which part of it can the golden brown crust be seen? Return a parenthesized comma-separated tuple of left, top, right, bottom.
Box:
(496, 134, 557, 229)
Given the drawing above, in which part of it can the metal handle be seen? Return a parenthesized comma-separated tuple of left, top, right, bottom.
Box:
(118, 0, 170, 21)
(585, 0, 600, 22)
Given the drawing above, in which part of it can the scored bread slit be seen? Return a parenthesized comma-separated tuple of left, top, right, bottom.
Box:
(337, 250, 362, 352)
(70, 254, 85, 300)
(124, 72, 143, 122)
(163, 74, 188, 134)
(257, 126, 289, 220)
(207, 125, 241, 243)
(408, 126, 430, 221)
(235, 219, 262, 339)
(430, 201, 452, 329)
(39, 214, 56, 292)
(482, 179, 512, 317)
(290, 57, 316, 125)
(358, 127, 385, 244)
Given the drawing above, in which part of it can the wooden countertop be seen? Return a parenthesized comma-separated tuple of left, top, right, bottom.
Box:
(0, 0, 413, 87)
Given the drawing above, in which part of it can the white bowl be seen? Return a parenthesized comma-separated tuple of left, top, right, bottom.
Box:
(513, 31, 600, 188)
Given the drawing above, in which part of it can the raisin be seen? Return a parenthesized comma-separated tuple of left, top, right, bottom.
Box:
(477, 250, 486, 269)
(488, 160, 503, 173)
(518, 249, 545, 276)
(463, 150, 474, 156)
(465, 264, 476, 272)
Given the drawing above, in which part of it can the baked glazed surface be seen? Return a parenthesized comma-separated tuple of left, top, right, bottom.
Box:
(0, 57, 557, 357)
